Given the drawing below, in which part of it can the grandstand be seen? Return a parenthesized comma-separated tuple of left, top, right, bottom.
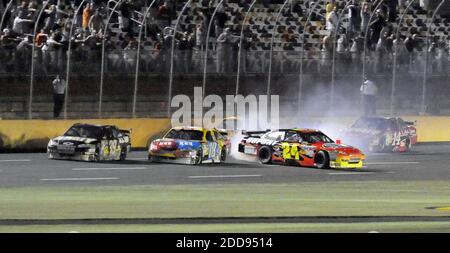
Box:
(1, 0, 450, 119)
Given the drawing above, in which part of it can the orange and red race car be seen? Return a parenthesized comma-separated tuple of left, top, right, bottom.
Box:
(238, 128, 365, 169)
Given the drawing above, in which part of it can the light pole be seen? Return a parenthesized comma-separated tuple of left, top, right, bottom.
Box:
(391, 0, 417, 115)
(29, 2, 49, 119)
(64, 0, 88, 119)
(330, 0, 353, 112)
(298, 1, 321, 116)
(99, 0, 124, 118)
(267, 0, 290, 98)
(132, 0, 158, 118)
(235, 0, 258, 96)
(421, 0, 447, 115)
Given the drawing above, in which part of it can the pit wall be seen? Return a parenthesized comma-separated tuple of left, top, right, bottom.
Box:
(0, 116, 448, 151)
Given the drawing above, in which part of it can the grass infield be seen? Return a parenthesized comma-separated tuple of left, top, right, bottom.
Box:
(0, 181, 449, 232)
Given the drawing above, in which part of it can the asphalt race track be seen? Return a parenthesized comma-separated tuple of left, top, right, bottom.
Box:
(0, 143, 449, 188)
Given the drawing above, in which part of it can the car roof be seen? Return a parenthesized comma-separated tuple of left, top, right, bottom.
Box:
(171, 126, 208, 131)
(278, 128, 323, 133)
(72, 123, 115, 128)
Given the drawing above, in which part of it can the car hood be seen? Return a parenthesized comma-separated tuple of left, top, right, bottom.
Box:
(155, 138, 203, 150)
(320, 143, 363, 155)
(51, 136, 99, 145)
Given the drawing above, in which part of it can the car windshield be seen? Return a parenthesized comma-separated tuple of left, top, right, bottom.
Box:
(64, 125, 103, 139)
(165, 129, 204, 141)
(352, 118, 388, 130)
(301, 132, 334, 144)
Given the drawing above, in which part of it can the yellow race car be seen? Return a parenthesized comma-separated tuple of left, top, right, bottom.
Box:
(148, 126, 230, 164)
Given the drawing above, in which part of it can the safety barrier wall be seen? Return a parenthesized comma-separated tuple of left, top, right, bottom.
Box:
(0, 118, 171, 150)
(0, 116, 448, 151)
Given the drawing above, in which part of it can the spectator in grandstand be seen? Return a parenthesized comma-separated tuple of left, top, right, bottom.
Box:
(88, 9, 104, 34)
(360, 1, 370, 34)
(82, 3, 93, 32)
(360, 76, 378, 116)
(368, 9, 386, 50)
(216, 27, 233, 73)
(12, 14, 33, 35)
(386, 0, 397, 23)
(123, 39, 137, 72)
(156, 1, 172, 28)
(214, 6, 228, 38)
(51, 75, 66, 118)
(347, 0, 359, 37)
(42, 32, 63, 73)
(325, 0, 337, 21)
(326, 6, 338, 34)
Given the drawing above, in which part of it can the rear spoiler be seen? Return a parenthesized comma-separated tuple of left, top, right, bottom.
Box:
(241, 129, 270, 137)
(120, 129, 132, 135)
(405, 120, 416, 126)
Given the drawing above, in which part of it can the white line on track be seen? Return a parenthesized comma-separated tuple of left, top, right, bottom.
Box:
(365, 161, 420, 165)
(0, 159, 31, 162)
(328, 172, 374, 175)
(72, 167, 149, 171)
(40, 177, 119, 181)
(188, 174, 262, 179)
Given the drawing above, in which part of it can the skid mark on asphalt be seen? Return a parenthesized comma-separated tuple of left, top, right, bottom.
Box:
(366, 162, 420, 165)
(40, 177, 119, 181)
(188, 175, 262, 179)
(0, 159, 31, 162)
(72, 167, 149, 171)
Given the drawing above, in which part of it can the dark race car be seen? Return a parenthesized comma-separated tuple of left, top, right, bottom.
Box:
(340, 116, 417, 152)
(47, 123, 131, 161)
(238, 129, 365, 169)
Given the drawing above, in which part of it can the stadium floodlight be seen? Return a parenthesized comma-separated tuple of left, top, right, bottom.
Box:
(99, 0, 125, 119)
(64, 0, 88, 120)
(330, 0, 353, 113)
(422, 0, 447, 115)
(29, 1, 50, 119)
(235, 0, 258, 96)
(168, 0, 193, 118)
(267, 0, 290, 98)
(391, 0, 418, 116)
(298, 1, 321, 117)
(0, 0, 13, 31)
(202, 0, 225, 99)
(132, 0, 158, 118)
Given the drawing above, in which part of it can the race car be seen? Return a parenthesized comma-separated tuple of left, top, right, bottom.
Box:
(148, 126, 230, 164)
(238, 128, 365, 169)
(340, 116, 417, 152)
(47, 123, 131, 162)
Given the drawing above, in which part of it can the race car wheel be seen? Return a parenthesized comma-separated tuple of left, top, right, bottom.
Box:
(258, 146, 272, 164)
(220, 147, 227, 163)
(405, 138, 412, 152)
(315, 151, 330, 169)
(119, 150, 127, 161)
(195, 148, 203, 165)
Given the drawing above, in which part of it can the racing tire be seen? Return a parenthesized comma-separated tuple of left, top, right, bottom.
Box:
(195, 148, 203, 165)
(220, 147, 227, 163)
(92, 146, 101, 162)
(315, 151, 330, 169)
(119, 150, 127, 161)
(258, 146, 273, 164)
(405, 138, 412, 152)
